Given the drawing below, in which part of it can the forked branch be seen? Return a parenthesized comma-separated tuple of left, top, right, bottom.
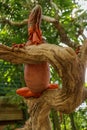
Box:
(0, 42, 87, 130)
(0, 42, 87, 106)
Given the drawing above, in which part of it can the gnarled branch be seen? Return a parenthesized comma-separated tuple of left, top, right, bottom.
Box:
(0, 42, 87, 130)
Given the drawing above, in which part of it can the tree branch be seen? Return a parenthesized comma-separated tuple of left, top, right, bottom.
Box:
(0, 42, 87, 130)
(53, 21, 77, 48)
(80, 39, 87, 65)
(0, 18, 28, 26)
(50, 0, 60, 14)
(0, 15, 76, 48)
(0, 15, 56, 26)
(0, 43, 86, 99)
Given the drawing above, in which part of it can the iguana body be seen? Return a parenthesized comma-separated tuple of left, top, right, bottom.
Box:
(16, 5, 58, 98)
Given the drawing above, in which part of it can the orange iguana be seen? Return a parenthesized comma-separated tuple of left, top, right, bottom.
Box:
(14, 5, 59, 98)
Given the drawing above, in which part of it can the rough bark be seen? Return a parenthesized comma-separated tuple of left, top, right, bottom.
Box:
(0, 40, 87, 130)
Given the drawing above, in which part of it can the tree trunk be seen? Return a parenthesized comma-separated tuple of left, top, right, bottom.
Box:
(69, 113, 77, 130)
(51, 109, 61, 130)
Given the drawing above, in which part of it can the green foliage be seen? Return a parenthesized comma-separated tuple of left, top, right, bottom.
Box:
(50, 66, 62, 87)
(0, 61, 24, 95)
(3, 121, 24, 130)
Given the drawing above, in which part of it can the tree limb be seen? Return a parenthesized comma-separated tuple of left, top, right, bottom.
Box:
(0, 43, 87, 102)
(0, 18, 28, 26)
(0, 15, 56, 26)
(0, 42, 87, 130)
(0, 15, 77, 48)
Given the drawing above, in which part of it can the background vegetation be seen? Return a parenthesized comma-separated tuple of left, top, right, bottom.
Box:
(0, 0, 87, 129)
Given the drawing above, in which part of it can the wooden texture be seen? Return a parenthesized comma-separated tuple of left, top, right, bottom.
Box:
(0, 40, 87, 129)
(0, 97, 23, 121)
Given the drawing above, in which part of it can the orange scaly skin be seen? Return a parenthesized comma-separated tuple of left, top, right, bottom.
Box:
(16, 5, 59, 98)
